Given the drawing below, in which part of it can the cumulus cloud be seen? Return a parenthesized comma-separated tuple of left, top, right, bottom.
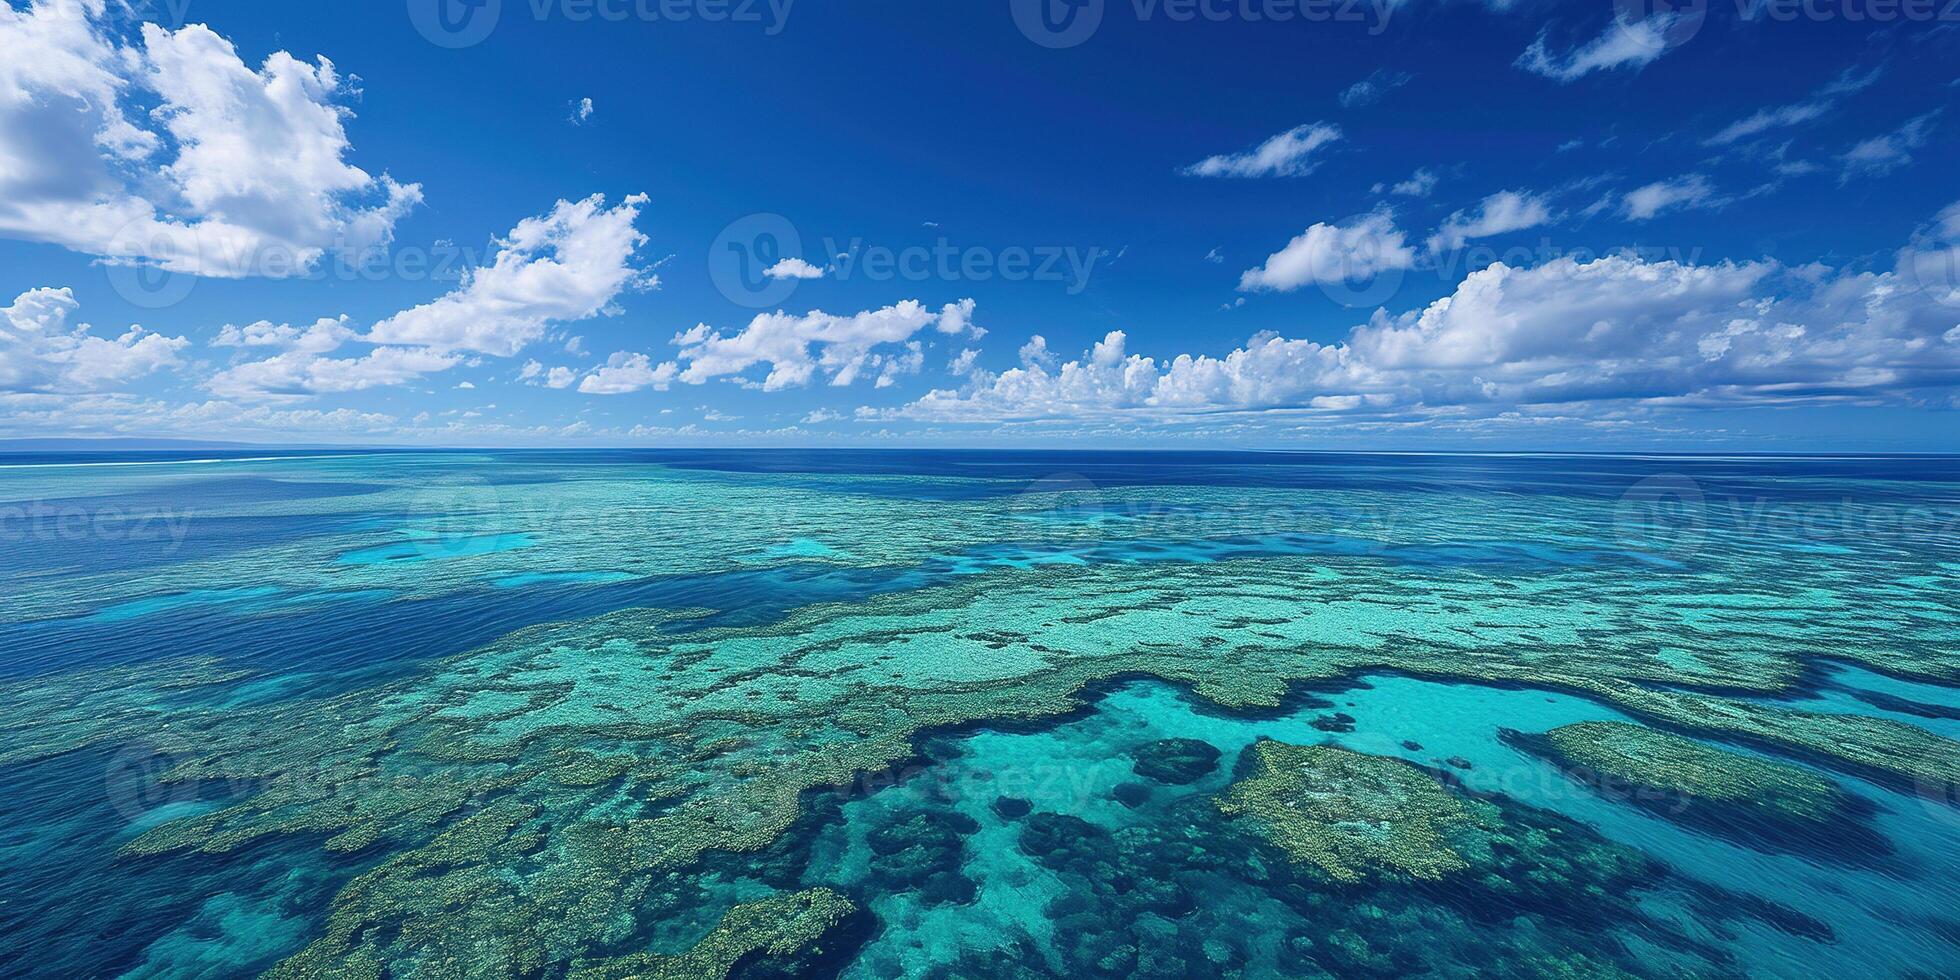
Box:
(1020, 335, 1059, 370)
(885, 204, 1960, 424)
(368, 193, 653, 356)
(578, 352, 678, 394)
(1622, 174, 1721, 221)
(212, 317, 356, 352)
(205, 316, 460, 400)
(948, 347, 983, 376)
(671, 299, 978, 391)
(764, 257, 827, 280)
(1, 287, 189, 393)
(0, 0, 420, 277)
(1183, 124, 1342, 178)
(1517, 14, 1677, 83)
(1428, 190, 1558, 253)
(1239, 212, 1417, 292)
(204, 195, 653, 398)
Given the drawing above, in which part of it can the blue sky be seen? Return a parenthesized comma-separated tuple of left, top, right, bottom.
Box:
(1, 0, 1957, 449)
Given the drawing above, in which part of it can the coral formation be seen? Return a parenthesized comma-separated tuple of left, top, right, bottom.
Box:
(1216, 742, 1473, 883)
(1131, 737, 1222, 784)
(1505, 721, 1889, 858)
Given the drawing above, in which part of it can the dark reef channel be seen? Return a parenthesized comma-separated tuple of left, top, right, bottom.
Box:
(656, 675, 1916, 978)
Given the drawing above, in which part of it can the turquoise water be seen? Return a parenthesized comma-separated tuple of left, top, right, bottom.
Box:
(0, 450, 1956, 978)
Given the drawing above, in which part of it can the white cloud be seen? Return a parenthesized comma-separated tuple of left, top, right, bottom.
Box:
(874, 342, 924, 388)
(212, 317, 356, 353)
(572, 97, 594, 124)
(802, 408, 844, 424)
(1710, 104, 1829, 148)
(0, 392, 406, 441)
(368, 193, 653, 355)
(672, 299, 977, 391)
(885, 205, 1960, 424)
(1020, 335, 1059, 370)
(577, 352, 678, 394)
(1707, 66, 1881, 146)
(1239, 212, 1417, 292)
(1428, 190, 1558, 252)
(205, 317, 460, 400)
(1390, 169, 1439, 197)
(949, 347, 983, 376)
(1517, 14, 1677, 83)
(1183, 123, 1342, 178)
(764, 257, 826, 280)
(0, 1, 420, 277)
(0, 287, 189, 393)
(1622, 174, 1720, 221)
(1840, 112, 1938, 183)
(1339, 70, 1412, 109)
(204, 194, 652, 399)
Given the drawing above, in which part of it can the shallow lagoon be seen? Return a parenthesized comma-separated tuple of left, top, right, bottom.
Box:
(0, 450, 1956, 978)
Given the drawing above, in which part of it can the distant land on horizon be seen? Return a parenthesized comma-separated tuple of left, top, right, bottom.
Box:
(0, 438, 333, 452)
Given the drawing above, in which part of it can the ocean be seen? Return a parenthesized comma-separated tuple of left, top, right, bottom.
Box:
(1, 449, 1956, 978)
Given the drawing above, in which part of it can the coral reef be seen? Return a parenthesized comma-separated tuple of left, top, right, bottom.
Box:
(4, 454, 1957, 976)
(1504, 721, 1889, 858)
(564, 889, 861, 980)
(1216, 742, 1473, 883)
(1131, 737, 1222, 784)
